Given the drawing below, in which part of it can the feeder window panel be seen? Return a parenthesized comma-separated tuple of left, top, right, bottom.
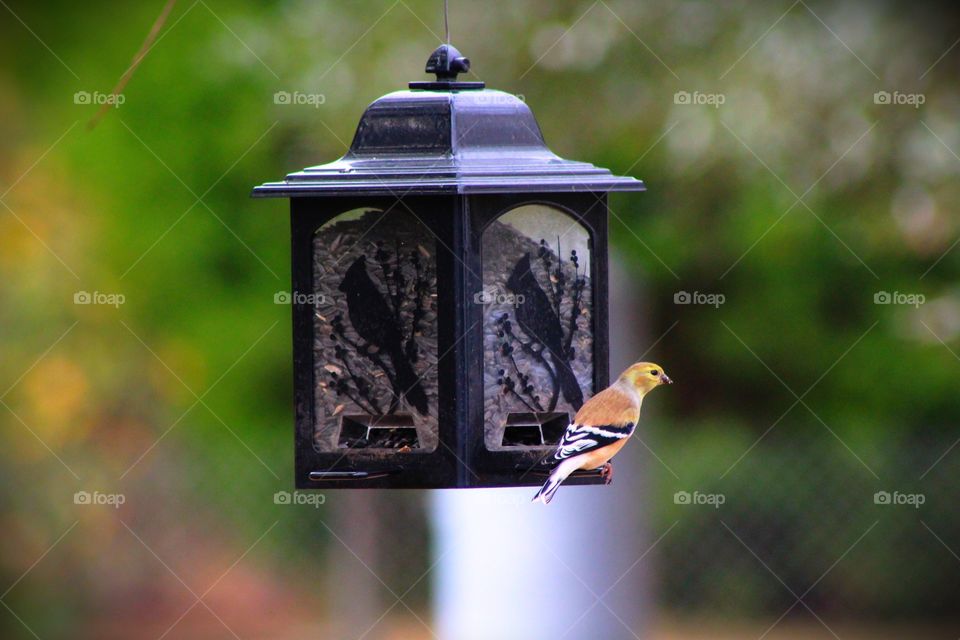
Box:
(312, 207, 439, 454)
(481, 204, 594, 451)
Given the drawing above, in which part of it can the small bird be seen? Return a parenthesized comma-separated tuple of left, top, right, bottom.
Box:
(339, 255, 429, 415)
(533, 362, 672, 504)
(507, 253, 584, 409)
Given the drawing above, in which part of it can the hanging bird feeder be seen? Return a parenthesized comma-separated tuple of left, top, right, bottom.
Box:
(252, 43, 645, 488)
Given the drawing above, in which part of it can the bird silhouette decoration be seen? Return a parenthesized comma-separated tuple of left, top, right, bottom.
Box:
(338, 255, 429, 415)
(506, 253, 584, 410)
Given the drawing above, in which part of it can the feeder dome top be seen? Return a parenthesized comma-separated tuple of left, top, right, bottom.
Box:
(252, 44, 645, 197)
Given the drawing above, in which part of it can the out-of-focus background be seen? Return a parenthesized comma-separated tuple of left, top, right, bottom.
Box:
(2, 0, 959, 638)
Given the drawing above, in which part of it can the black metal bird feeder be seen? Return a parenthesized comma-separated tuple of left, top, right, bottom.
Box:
(253, 44, 645, 489)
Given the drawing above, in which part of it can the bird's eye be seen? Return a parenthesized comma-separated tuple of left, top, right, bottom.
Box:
(651, 370, 660, 377)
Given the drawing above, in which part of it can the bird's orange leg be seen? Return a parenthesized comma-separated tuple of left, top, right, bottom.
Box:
(600, 462, 613, 485)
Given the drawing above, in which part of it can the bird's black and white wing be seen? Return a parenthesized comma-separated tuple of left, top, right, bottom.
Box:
(553, 422, 635, 461)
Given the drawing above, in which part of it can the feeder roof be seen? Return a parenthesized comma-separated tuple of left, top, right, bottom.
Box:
(253, 45, 645, 198)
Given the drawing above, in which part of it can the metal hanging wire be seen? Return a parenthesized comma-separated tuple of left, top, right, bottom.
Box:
(444, 0, 450, 44)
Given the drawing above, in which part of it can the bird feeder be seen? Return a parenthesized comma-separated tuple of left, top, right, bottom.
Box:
(253, 44, 644, 488)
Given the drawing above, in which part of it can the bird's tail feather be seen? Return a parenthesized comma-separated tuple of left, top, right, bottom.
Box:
(532, 458, 579, 505)
(388, 347, 429, 416)
(552, 356, 584, 409)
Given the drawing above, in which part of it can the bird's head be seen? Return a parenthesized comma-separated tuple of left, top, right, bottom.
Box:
(506, 253, 532, 291)
(619, 362, 672, 395)
(339, 255, 368, 293)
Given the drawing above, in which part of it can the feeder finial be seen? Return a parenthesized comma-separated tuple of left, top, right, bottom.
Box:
(425, 44, 470, 82)
(409, 43, 485, 90)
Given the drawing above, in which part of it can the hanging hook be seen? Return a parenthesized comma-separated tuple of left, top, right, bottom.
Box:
(409, 0, 484, 90)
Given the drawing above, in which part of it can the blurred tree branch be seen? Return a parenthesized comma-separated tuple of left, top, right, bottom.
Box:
(88, 0, 177, 130)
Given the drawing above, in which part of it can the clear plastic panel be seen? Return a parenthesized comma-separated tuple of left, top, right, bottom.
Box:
(481, 204, 593, 450)
(312, 208, 439, 453)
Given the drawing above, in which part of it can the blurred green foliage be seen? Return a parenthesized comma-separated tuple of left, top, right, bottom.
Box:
(2, 0, 960, 636)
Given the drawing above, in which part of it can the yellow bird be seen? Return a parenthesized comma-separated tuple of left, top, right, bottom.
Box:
(533, 362, 672, 504)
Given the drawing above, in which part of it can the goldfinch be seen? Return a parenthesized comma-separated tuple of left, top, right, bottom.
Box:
(532, 362, 672, 505)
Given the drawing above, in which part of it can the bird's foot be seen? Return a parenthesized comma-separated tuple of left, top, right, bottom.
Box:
(600, 462, 613, 485)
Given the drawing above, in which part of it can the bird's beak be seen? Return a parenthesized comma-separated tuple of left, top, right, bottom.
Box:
(661, 374, 673, 385)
